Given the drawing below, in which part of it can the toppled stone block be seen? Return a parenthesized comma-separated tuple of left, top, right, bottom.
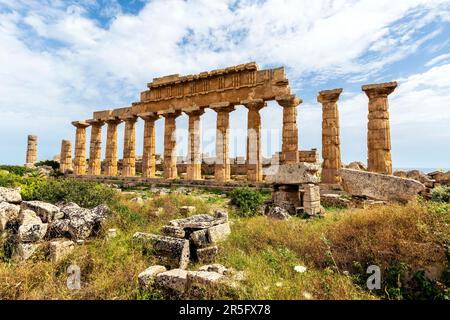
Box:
(162, 225, 185, 238)
(21, 201, 62, 223)
(213, 209, 229, 222)
(169, 214, 226, 229)
(199, 263, 228, 275)
(321, 194, 351, 208)
(394, 170, 435, 188)
(265, 206, 290, 220)
(272, 185, 301, 213)
(133, 233, 190, 269)
(49, 239, 74, 263)
(179, 206, 195, 215)
(0, 187, 22, 204)
(0, 202, 20, 232)
(138, 265, 167, 290)
(346, 161, 367, 171)
(339, 168, 426, 203)
(190, 229, 209, 248)
(13, 243, 40, 261)
(155, 269, 188, 294)
(18, 209, 48, 242)
(265, 163, 321, 184)
(187, 270, 226, 288)
(207, 223, 231, 243)
(197, 246, 219, 264)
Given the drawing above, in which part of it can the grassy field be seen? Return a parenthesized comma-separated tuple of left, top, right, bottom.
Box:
(0, 167, 449, 300)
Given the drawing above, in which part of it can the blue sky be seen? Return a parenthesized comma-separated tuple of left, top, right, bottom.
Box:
(0, 0, 450, 169)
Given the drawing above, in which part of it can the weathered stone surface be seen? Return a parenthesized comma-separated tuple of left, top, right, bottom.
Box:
(265, 163, 321, 184)
(213, 209, 229, 222)
(25, 135, 37, 166)
(190, 229, 209, 248)
(0, 187, 22, 204)
(133, 233, 190, 269)
(49, 239, 75, 263)
(339, 168, 426, 202)
(303, 184, 322, 215)
(197, 246, 219, 264)
(187, 270, 226, 288)
(346, 161, 367, 171)
(138, 265, 167, 289)
(265, 206, 290, 220)
(394, 170, 435, 188)
(179, 206, 195, 215)
(18, 209, 48, 242)
(428, 171, 450, 185)
(169, 214, 226, 229)
(271, 185, 300, 213)
(14, 243, 40, 261)
(0, 202, 20, 232)
(321, 194, 351, 208)
(155, 269, 188, 294)
(199, 264, 228, 275)
(21, 201, 62, 223)
(161, 225, 185, 238)
(207, 223, 231, 243)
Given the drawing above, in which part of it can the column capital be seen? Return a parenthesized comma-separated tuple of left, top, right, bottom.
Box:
(317, 88, 343, 104)
(362, 81, 397, 98)
(138, 112, 159, 122)
(105, 116, 122, 125)
(86, 119, 105, 126)
(161, 110, 182, 119)
(276, 95, 303, 108)
(72, 120, 90, 128)
(242, 99, 266, 111)
(121, 115, 138, 123)
(184, 107, 205, 117)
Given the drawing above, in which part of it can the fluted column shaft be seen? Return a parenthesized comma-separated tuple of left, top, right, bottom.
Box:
(104, 119, 121, 176)
(214, 106, 235, 182)
(59, 139, 72, 173)
(25, 135, 37, 166)
(164, 113, 180, 179)
(277, 95, 302, 164)
(72, 121, 89, 175)
(122, 116, 137, 177)
(88, 120, 104, 176)
(186, 110, 204, 180)
(141, 114, 158, 178)
(318, 89, 343, 184)
(362, 82, 397, 175)
(244, 100, 265, 182)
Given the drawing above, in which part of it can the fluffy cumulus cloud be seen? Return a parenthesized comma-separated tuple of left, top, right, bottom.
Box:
(0, 0, 449, 168)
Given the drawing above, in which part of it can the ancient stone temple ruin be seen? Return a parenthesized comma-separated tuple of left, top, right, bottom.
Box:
(25, 135, 37, 167)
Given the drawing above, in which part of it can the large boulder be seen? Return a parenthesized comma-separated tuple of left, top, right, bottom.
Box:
(0, 187, 22, 204)
(18, 209, 48, 242)
(265, 163, 321, 184)
(21, 201, 63, 223)
(0, 202, 20, 232)
(338, 169, 426, 202)
(133, 233, 190, 269)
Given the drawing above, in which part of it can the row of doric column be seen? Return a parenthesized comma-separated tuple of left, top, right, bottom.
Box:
(318, 82, 397, 184)
(70, 97, 302, 182)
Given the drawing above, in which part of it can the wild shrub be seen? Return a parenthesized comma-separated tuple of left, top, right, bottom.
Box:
(229, 187, 264, 217)
(35, 160, 60, 170)
(0, 165, 35, 176)
(430, 185, 450, 203)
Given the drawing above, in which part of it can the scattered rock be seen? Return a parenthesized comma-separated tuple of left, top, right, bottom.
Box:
(187, 270, 226, 288)
(49, 239, 75, 263)
(265, 206, 290, 220)
(265, 163, 321, 184)
(0, 187, 22, 204)
(179, 206, 195, 216)
(213, 209, 229, 221)
(155, 269, 188, 294)
(346, 161, 367, 171)
(394, 170, 435, 188)
(21, 201, 63, 223)
(199, 264, 228, 275)
(131, 197, 144, 204)
(207, 223, 231, 243)
(190, 229, 209, 248)
(321, 194, 351, 208)
(133, 233, 190, 269)
(162, 225, 185, 238)
(0, 202, 20, 232)
(169, 214, 226, 229)
(294, 265, 307, 273)
(107, 228, 117, 239)
(338, 168, 426, 202)
(138, 265, 167, 290)
(13, 243, 40, 261)
(18, 209, 48, 242)
(197, 246, 219, 264)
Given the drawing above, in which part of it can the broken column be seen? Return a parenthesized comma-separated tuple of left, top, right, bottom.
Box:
(72, 121, 89, 175)
(104, 118, 121, 176)
(186, 109, 204, 180)
(25, 135, 37, 167)
(59, 140, 72, 173)
(318, 88, 343, 184)
(141, 113, 159, 178)
(277, 95, 302, 164)
(362, 82, 397, 175)
(213, 104, 235, 182)
(303, 184, 321, 215)
(243, 99, 266, 182)
(122, 116, 137, 177)
(87, 120, 104, 176)
(163, 112, 180, 180)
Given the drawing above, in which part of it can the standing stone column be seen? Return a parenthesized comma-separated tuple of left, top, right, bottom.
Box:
(213, 105, 235, 182)
(318, 88, 343, 184)
(186, 109, 204, 180)
(25, 135, 37, 167)
(59, 140, 72, 173)
(277, 95, 302, 164)
(140, 113, 159, 178)
(163, 112, 181, 179)
(104, 118, 121, 176)
(362, 82, 397, 175)
(243, 99, 266, 182)
(87, 120, 104, 176)
(122, 116, 138, 177)
(72, 121, 89, 175)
